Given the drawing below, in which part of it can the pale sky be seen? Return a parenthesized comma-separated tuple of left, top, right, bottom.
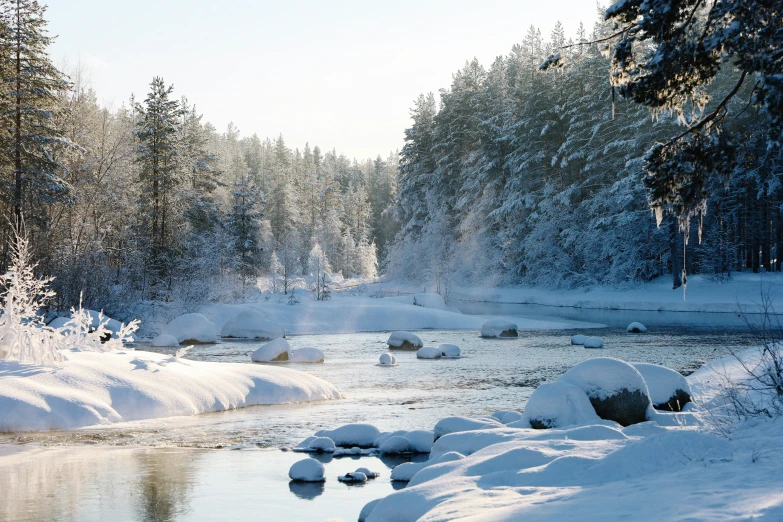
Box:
(48, 0, 602, 160)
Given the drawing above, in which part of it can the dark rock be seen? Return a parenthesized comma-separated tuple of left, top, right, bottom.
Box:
(389, 340, 418, 350)
(589, 389, 650, 426)
(653, 389, 692, 412)
(498, 329, 518, 338)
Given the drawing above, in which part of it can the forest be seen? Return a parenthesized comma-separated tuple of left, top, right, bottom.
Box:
(2, 1, 781, 320)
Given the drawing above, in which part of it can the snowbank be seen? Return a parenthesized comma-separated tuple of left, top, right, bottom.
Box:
(480, 319, 518, 338)
(251, 338, 292, 363)
(161, 313, 217, 344)
(387, 331, 423, 350)
(0, 349, 339, 431)
(416, 347, 441, 359)
(291, 347, 324, 363)
(220, 310, 285, 340)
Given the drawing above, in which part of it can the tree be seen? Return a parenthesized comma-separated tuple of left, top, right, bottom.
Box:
(229, 159, 263, 292)
(0, 0, 72, 265)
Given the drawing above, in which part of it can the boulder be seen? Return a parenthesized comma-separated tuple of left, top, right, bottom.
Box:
(416, 347, 442, 359)
(481, 319, 518, 338)
(289, 459, 325, 482)
(521, 380, 601, 429)
(251, 338, 292, 362)
(378, 353, 397, 366)
(583, 337, 604, 348)
(627, 322, 648, 333)
(338, 471, 367, 483)
(291, 347, 325, 363)
(151, 333, 179, 347)
(439, 343, 460, 357)
(387, 331, 423, 350)
(315, 423, 380, 448)
(161, 313, 217, 344)
(571, 334, 588, 345)
(632, 362, 692, 412)
(561, 357, 652, 426)
(379, 435, 412, 455)
(221, 309, 285, 340)
(308, 436, 336, 453)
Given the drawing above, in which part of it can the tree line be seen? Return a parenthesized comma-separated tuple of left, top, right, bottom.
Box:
(388, 8, 782, 290)
(0, 0, 398, 317)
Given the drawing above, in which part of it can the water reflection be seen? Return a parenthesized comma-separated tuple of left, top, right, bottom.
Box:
(288, 480, 325, 500)
(132, 449, 198, 521)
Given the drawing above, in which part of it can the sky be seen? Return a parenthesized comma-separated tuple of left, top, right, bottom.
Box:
(48, 0, 602, 160)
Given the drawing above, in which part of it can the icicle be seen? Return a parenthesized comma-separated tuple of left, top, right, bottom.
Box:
(654, 206, 663, 227)
(682, 233, 688, 301)
(611, 86, 616, 120)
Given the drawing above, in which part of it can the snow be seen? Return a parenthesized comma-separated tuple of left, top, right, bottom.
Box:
(387, 331, 423, 349)
(491, 410, 524, 424)
(338, 471, 368, 483)
(405, 429, 435, 453)
(416, 346, 441, 359)
(632, 362, 691, 406)
(0, 349, 339, 431)
(480, 318, 518, 338)
(49, 310, 129, 340)
(377, 353, 397, 366)
(583, 336, 604, 348)
(315, 423, 380, 448)
(161, 313, 217, 344)
(288, 458, 325, 482)
(438, 343, 460, 357)
(390, 461, 426, 482)
(379, 435, 411, 454)
(359, 499, 382, 522)
(290, 347, 324, 363)
(627, 321, 647, 333)
(433, 416, 503, 439)
(150, 333, 179, 347)
(571, 334, 588, 345)
(560, 357, 648, 401)
(308, 436, 336, 452)
(355, 467, 380, 479)
(251, 338, 292, 363)
(520, 380, 602, 429)
(220, 309, 285, 340)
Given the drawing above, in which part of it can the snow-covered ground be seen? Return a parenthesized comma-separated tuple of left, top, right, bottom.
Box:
(358, 349, 783, 521)
(450, 273, 783, 313)
(0, 349, 338, 431)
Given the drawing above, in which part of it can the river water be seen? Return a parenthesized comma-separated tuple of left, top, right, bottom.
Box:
(0, 303, 763, 521)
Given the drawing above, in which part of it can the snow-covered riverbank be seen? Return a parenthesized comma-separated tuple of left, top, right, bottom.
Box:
(0, 349, 339, 431)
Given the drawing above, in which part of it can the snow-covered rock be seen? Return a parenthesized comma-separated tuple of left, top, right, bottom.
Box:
(291, 347, 324, 363)
(521, 380, 601, 429)
(220, 310, 285, 340)
(379, 435, 412, 454)
(632, 362, 691, 411)
(387, 331, 423, 350)
(561, 357, 651, 426)
(416, 346, 442, 359)
(315, 423, 380, 448)
(338, 471, 367, 483)
(288, 458, 325, 482)
(49, 310, 131, 341)
(405, 429, 435, 453)
(390, 461, 426, 482)
(150, 333, 179, 347)
(583, 336, 604, 348)
(434, 416, 503, 439)
(359, 499, 381, 522)
(0, 349, 339, 431)
(161, 313, 217, 344)
(355, 467, 380, 479)
(480, 319, 518, 338)
(571, 334, 588, 345)
(491, 410, 524, 424)
(627, 322, 648, 333)
(439, 343, 460, 357)
(251, 338, 292, 363)
(378, 353, 397, 366)
(308, 436, 336, 453)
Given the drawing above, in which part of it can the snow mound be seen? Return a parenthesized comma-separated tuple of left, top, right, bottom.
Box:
(49, 310, 131, 340)
(632, 362, 691, 411)
(378, 353, 397, 366)
(251, 338, 292, 363)
(308, 436, 336, 452)
(405, 429, 435, 453)
(521, 380, 601, 429)
(434, 416, 503, 439)
(338, 471, 367, 483)
(288, 458, 325, 482)
(390, 461, 426, 482)
(379, 435, 412, 454)
(161, 313, 217, 344)
(291, 347, 324, 363)
(561, 357, 651, 426)
(359, 499, 381, 522)
(150, 333, 179, 347)
(439, 343, 460, 357)
(355, 467, 380, 479)
(387, 331, 423, 350)
(583, 336, 604, 348)
(315, 423, 380, 448)
(220, 310, 285, 340)
(416, 347, 442, 359)
(480, 319, 518, 338)
(627, 322, 647, 333)
(0, 350, 339, 431)
(491, 410, 523, 424)
(571, 334, 588, 345)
